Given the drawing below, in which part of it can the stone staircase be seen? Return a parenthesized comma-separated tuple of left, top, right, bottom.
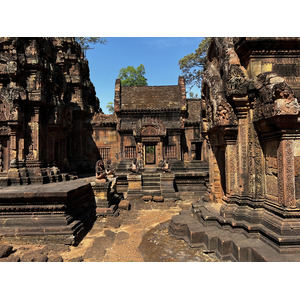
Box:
(140, 167, 178, 202)
(169, 202, 300, 262)
(169, 160, 187, 173)
(142, 172, 161, 197)
(185, 160, 209, 172)
(115, 159, 132, 175)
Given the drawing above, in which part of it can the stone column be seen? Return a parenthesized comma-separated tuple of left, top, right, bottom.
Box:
(7, 128, 20, 185)
(25, 106, 48, 184)
(161, 173, 177, 201)
(91, 181, 114, 215)
(210, 147, 223, 202)
(9, 129, 18, 162)
(223, 127, 238, 197)
(174, 133, 181, 160)
(225, 142, 237, 196)
(234, 97, 250, 197)
(157, 141, 163, 164)
(126, 174, 142, 201)
(277, 139, 296, 207)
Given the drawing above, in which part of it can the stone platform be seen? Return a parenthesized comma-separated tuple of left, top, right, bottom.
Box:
(169, 200, 300, 262)
(0, 179, 96, 245)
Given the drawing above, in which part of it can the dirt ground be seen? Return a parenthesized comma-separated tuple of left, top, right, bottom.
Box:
(0, 200, 221, 262)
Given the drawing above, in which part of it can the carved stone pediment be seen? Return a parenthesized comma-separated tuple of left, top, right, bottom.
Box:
(134, 117, 166, 137)
(141, 125, 158, 136)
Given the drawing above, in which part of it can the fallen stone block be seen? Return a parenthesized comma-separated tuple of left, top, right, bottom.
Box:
(153, 196, 164, 202)
(118, 200, 131, 210)
(142, 196, 152, 202)
(21, 252, 48, 262)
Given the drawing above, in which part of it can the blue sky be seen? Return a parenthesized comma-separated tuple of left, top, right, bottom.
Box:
(85, 37, 203, 114)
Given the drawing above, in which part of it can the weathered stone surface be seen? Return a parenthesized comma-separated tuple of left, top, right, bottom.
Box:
(47, 254, 64, 262)
(171, 37, 300, 259)
(0, 37, 100, 183)
(0, 179, 96, 245)
(0, 244, 13, 258)
(68, 256, 84, 262)
(141, 196, 152, 202)
(21, 251, 48, 262)
(153, 196, 164, 202)
(0, 254, 20, 262)
(118, 200, 131, 210)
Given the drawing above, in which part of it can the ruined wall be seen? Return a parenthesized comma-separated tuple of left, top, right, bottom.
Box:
(0, 37, 99, 183)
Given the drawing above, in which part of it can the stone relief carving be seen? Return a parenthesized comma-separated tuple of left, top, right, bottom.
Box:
(0, 126, 10, 136)
(135, 117, 166, 137)
(254, 73, 299, 121)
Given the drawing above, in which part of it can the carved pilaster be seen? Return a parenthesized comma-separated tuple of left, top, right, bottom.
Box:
(278, 139, 296, 207)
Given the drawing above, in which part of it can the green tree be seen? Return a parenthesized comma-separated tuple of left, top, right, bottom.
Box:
(106, 102, 114, 114)
(179, 37, 211, 89)
(188, 92, 199, 98)
(118, 64, 148, 86)
(75, 37, 107, 53)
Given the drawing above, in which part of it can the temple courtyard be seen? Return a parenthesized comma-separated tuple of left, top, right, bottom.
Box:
(0, 178, 219, 262)
(1, 37, 300, 262)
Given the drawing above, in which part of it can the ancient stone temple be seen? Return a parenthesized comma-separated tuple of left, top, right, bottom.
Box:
(170, 37, 300, 261)
(92, 77, 209, 202)
(92, 77, 206, 166)
(0, 38, 100, 244)
(0, 37, 100, 185)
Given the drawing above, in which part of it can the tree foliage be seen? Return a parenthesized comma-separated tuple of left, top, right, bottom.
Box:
(188, 92, 199, 98)
(118, 64, 148, 86)
(179, 37, 211, 89)
(106, 102, 114, 114)
(75, 37, 107, 52)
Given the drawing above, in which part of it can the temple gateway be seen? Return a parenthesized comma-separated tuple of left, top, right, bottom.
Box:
(92, 76, 206, 167)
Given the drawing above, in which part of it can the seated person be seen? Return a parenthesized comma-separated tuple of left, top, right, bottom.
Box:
(129, 158, 139, 174)
(162, 159, 171, 173)
(95, 159, 106, 183)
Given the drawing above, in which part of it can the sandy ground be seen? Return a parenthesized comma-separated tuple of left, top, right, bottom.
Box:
(0, 200, 221, 262)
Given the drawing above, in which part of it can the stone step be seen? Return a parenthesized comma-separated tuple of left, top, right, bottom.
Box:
(142, 190, 161, 196)
(143, 176, 160, 179)
(143, 168, 158, 173)
(142, 173, 160, 177)
(143, 186, 161, 191)
(169, 211, 299, 262)
(143, 181, 160, 185)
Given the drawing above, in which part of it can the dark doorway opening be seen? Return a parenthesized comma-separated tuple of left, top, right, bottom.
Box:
(145, 144, 155, 165)
(195, 142, 202, 160)
(0, 138, 9, 171)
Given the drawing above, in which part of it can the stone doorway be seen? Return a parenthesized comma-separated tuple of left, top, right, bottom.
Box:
(193, 142, 202, 160)
(0, 138, 9, 172)
(145, 144, 155, 165)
